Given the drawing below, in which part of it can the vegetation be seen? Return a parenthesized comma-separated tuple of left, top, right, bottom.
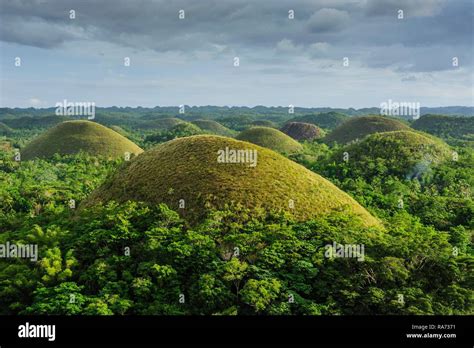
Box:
(237, 127, 303, 154)
(20, 121, 143, 160)
(281, 122, 324, 141)
(325, 116, 411, 145)
(412, 114, 474, 142)
(288, 112, 349, 130)
(83, 135, 380, 226)
(0, 109, 472, 316)
(191, 119, 235, 137)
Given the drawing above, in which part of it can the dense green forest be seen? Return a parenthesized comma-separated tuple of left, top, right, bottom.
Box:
(0, 110, 472, 315)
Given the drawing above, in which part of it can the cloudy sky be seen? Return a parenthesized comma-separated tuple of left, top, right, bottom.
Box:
(0, 0, 472, 108)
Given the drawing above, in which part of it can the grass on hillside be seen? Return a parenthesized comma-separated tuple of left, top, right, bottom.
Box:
(83, 135, 381, 227)
(236, 126, 303, 154)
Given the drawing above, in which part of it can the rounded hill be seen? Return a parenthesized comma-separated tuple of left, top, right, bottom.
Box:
(335, 131, 451, 178)
(21, 121, 143, 160)
(137, 117, 185, 130)
(324, 116, 411, 144)
(288, 112, 349, 130)
(236, 127, 303, 153)
(82, 135, 380, 227)
(191, 119, 235, 136)
(281, 122, 324, 141)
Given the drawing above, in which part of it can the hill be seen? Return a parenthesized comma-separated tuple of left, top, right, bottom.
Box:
(288, 112, 349, 130)
(251, 120, 277, 128)
(191, 119, 235, 136)
(411, 114, 474, 141)
(0, 122, 13, 136)
(137, 117, 185, 130)
(325, 116, 411, 144)
(21, 121, 143, 160)
(236, 127, 303, 153)
(82, 135, 380, 226)
(281, 122, 324, 141)
(334, 131, 452, 179)
(3, 115, 70, 129)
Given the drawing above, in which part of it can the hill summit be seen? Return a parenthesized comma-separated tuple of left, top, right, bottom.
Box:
(325, 116, 411, 144)
(236, 126, 303, 153)
(281, 122, 324, 141)
(82, 135, 380, 226)
(21, 120, 143, 160)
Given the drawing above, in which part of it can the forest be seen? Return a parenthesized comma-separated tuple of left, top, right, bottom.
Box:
(0, 109, 472, 315)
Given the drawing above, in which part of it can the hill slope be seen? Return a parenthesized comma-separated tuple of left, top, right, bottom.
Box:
(21, 121, 143, 160)
(82, 135, 380, 226)
(335, 131, 452, 178)
(236, 127, 303, 153)
(412, 114, 474, 141)
(281, 122, 324, 141)
(325, 116, 411, 144)
(288, 112, 349, 130)
(191, 119, 235, 136)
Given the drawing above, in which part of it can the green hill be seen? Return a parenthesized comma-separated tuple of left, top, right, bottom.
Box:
(288, 112, 349, 130)
(412, 114, 474, 141)
(281, 122, 324, 141)
(334, 131, 452, 178)
(109, 125, 129, 136)
(0, 122, 13, 136)
(3, 115, 70, 129)
(251, 120, 277, 128)
(137, 117, 185, 130)
(325, 116, 411, 144)
(82, 135, 380, 226)
(21, 121, 143, 160)
(236, 127, 303, 153)
(191, 119, 235, 136)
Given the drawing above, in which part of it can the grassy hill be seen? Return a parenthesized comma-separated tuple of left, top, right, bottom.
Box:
(191, 119, 235, 136)
(0, 122, 13, 136)
(412, 114, 474, 141)
(236, 126, 303, 154)
(251, 120, 277, 128)
(82, 135, 380, 226)
(333, 130, 452, 179)
(21, 120, 143, 160)
(288, 112, 349, 130)
(281, 122, 324, 141)
(3, 115, 70, 129)
(325, 116, 411, 144)
(137, 117, 186, 130)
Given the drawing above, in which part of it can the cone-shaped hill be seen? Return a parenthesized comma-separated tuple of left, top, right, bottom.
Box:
(251, 120, 277, 128)
(191, 119, 235, 136)
(82, 135, 380, 227)
(21, 120, 143, 160)
(281, 122, 324, 141)
(334, 131, 451, 178)
(325, 116, 411, 144)
(236, 127, 303, 154)
(138, 117, 186, 130)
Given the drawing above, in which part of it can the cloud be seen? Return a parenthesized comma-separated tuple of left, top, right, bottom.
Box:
(307, 8, 350, 33)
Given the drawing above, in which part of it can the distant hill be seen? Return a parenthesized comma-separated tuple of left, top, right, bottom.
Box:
(237, 127, 303, 154)
(411, 114, 474, 141)
(251, 120, 277, 128)
(191, 119, 235, 136)
(0, 122, 13, 135)
(21, 121, 143, 160)
(332, 131, 452, 179)
(136, 117, 186, 130)
(324, 116, 411, 144)
(3, 115, 70, 129)
(288, 112, 349, 130)
(82, 135, 380, 227)
(281, 122, 324, 141)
